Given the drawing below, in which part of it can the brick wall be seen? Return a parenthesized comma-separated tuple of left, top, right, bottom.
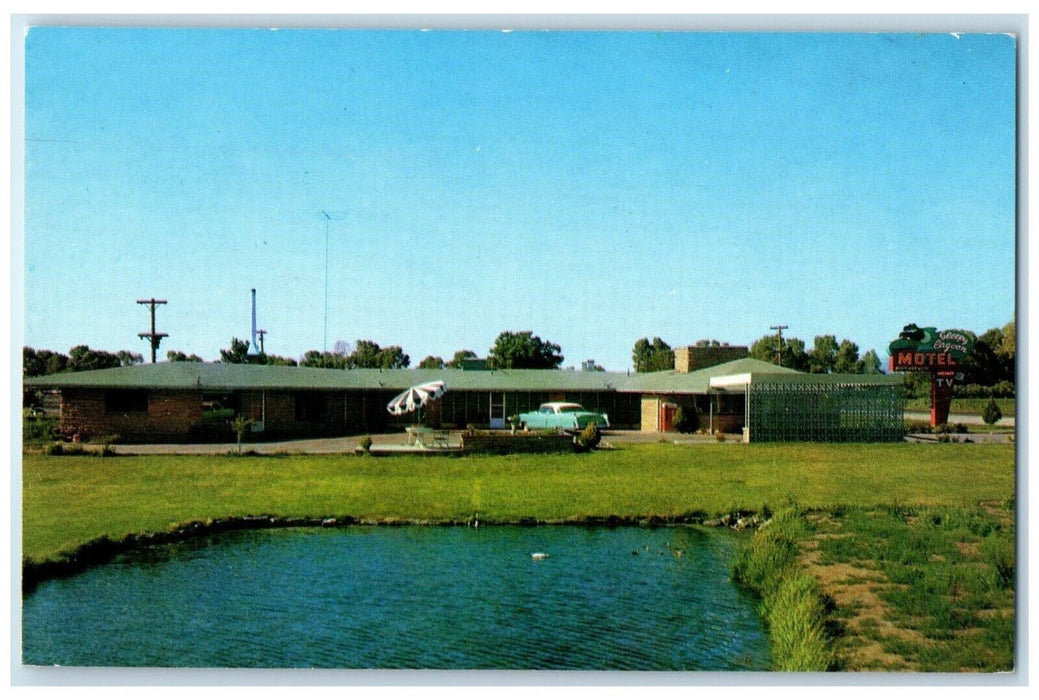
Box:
(640, 396, 661, 432)
(60, 389, 203, 442)
(674, 346, 749, 373)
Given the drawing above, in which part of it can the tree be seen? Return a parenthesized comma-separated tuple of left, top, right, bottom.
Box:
(300, 349, 350, 369)
(23, 347, 68, 377)
(418, 355, 445, 369)
(348, 340, 410, 369)
(632, 337, 674, 372)
(983, 398, 1003, 426)
(445, 350, 478, 368)
(749, 334, 807, 370)
(807, 335, 838, 374)
(117, 350, 144, 367)
(857, 349, 883, 374)
(67, 345, 126, 372)
(229, 415, 253, 455)
(167, 350, 204, 362)
(997, 320, 1015, 359)
(834, 340, 860, 374)
(488, 331, 563, 370)
(260, 353, 298, 366)
(220, 338, 296, 366)
(219, 338, 252, 364)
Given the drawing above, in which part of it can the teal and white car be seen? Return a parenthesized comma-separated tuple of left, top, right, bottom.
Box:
(515, 402, 609, 431)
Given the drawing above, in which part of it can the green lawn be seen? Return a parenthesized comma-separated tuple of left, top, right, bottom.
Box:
(21, 442, 1016, 563)
(905, 397, 1016, 417)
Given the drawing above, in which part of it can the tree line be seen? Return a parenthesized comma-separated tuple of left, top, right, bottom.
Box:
(22, 329, 570, 377)
(631, 321, 1015, 395)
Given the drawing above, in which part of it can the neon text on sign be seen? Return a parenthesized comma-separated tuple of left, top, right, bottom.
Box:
(890, 351, 958, 371)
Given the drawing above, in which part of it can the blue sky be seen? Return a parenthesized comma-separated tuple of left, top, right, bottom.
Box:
(21, 28, 1017, 371)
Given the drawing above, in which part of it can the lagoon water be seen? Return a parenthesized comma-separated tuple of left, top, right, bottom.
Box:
(23, 526, 771, 670)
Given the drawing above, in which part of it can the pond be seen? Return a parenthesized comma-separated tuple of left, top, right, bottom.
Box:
(22, 526, 772, 670)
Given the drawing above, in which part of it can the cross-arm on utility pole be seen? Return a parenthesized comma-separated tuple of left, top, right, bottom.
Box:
(137, 298, 169, 363)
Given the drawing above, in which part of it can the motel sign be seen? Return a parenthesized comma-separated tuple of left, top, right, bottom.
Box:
(888, 325, 974, 427)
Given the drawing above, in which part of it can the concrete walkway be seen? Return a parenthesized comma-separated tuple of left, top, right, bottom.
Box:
(108, 419, 1015, 455)
(109, 430, 672, 455)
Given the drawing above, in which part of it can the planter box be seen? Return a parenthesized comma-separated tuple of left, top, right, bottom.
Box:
(461, 431, 574, 455)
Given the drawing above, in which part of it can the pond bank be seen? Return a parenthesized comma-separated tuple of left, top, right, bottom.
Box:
(22, 510, 766, 593)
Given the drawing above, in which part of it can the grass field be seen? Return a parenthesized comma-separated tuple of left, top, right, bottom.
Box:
(904, 397, 1016, 417)
(20, 441, 1017, 672)
(22, 442, 1015, 562)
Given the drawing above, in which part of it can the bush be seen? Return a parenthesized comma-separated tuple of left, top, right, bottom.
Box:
(576, 421, 602, 450)
(358, 435, 373, 454)
(673, 405, 698, 434)
(982, 399, 1003, 426)
(906, 419, 932, 434)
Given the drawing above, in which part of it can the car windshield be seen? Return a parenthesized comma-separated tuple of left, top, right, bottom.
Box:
(557, 405, 584, 413)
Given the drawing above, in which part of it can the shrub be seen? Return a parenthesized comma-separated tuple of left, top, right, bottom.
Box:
(982, 399, 1003, 426)
(576, 422, 602, 450)
(673, 405, 698, 434)
(229, 416, 254, 455)
(905, 419, 932, 434)
(45, 442, 88, 456)
(358, 435, 373, 454)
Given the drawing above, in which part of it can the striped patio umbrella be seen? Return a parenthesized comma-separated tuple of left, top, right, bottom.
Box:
(386, 380, 446, 416)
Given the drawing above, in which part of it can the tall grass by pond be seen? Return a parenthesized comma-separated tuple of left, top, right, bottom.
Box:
(732, 506, 838, 671)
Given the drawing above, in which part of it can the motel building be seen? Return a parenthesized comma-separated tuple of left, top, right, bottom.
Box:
(26, 345, 905, 444)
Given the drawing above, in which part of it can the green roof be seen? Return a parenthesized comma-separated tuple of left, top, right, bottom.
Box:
(24, 362, 632, 393)
(620, 357, 798, 394)
(25, 357, 898, 394)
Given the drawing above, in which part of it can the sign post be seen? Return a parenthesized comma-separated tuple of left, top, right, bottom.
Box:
(888, 325, 973, 427)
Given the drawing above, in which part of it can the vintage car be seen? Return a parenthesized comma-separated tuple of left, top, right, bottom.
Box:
(514, 402, 609, 431)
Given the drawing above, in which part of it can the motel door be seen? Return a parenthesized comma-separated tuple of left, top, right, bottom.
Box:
(489, 392, 506, 429)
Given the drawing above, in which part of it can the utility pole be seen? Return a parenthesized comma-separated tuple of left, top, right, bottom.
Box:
(256, 329, 267, 355)
(770, 324, 788, 366)
(137, 298, 169, 363)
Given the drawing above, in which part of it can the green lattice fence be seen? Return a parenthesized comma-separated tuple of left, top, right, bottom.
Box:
(748, 383, 904, 442)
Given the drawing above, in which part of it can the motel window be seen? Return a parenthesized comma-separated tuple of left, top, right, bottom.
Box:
(295, 392, 325, 422)
(104, 390, 148, 414)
